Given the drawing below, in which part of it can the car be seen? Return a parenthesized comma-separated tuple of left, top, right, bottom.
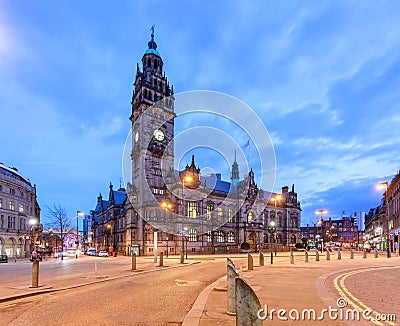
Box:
(86, 248, 97, 256)
(97, 250, 109, 257)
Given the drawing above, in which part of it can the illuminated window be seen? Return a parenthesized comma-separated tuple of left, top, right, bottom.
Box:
(217, 207, 223, 222)
(206, 204, 213, 221)
(217, 231, 224, 243)
(227, 232, 235, 243)
(206, 231, 212, 242)
(188, 201, 199, 218)
(19, 204, 24, 213)
(189, 229, 197, 242)
(228, 208, 233, 223)
(9, 201, 15, 211)
(247, 211, 254, 223)
(0, 198, 2, 208)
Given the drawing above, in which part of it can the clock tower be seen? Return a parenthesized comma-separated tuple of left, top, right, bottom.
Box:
(130, 27, 175, 209)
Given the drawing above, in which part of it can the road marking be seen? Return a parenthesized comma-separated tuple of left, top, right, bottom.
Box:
(333, 266, 398, 326)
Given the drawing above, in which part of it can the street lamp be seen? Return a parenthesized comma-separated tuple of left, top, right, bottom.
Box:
(271, 194, 281, 254)
(315, 209, 327, 252)
(376, 181, 391, 258)
(182, 175, 194, 217)
(106, 223, 112, 254)
(268, 220, 276, 255)
(76, 210, 84, 255)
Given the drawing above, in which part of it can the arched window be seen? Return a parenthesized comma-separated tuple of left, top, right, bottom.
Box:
(189, 229, 197, 242)
(247, 211, 254, 223)
(277, 214, 282, 227)
(217, 231, 224, 243)
(227, 232, 235, 243)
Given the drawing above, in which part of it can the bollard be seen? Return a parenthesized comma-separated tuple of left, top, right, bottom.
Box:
(337, 250, 341, 260)
(180, 251, 184, 264)
(131, 253, 136, 270)
(326, 250, 330, 261)
(235, 278, 262, 326)
(227, 263, 239, 315)
(31, 260, 39, 288)
(259, 252, 264, 266)
(270, 252, 273, 265)
(350, 249, 354, 259)
(374, 248, 378, 258)
(94, 261, 99, 275)
(316, 250, 319, 261)
(159, 252, 163, 267)
(248, 253, 254, 270)
(363, 249, 367, 259)
(290, 249, 294, 264)
(305, 250, 309, 263)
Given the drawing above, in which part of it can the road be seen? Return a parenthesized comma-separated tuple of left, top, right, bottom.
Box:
(1, 256, 246, 325)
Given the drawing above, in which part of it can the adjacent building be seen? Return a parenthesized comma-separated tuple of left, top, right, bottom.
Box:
(91, 30, 302, 256)
(0, 163, 40, 257)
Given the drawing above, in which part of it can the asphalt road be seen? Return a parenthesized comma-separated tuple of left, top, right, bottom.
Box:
(1, 258, 233, 326)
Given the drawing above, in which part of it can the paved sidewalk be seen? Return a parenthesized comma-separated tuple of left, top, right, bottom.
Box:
(0, 254, 199, 302)
(187, 251, 400, 325)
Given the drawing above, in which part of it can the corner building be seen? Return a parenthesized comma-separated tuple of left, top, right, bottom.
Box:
(92, 31, 301, 256)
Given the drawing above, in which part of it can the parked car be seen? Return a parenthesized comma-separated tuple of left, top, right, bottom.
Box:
(97, 250, 109, 257)
(86, 248, 97, 256)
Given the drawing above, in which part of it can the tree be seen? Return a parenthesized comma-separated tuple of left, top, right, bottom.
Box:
(46, 203, 73, 260)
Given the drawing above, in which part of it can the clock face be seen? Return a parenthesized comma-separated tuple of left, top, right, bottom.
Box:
(153, 129, 165, 141)
(135, 131, 139, 143)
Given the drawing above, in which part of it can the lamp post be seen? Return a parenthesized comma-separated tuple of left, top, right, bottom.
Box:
(106, 223, 112, 254)
(75, 210, 84, 257)
(268, 221, 276, 255)
(315, 209, 327, 253)
(166, 235, 169, 257)
(271, 195, 281, 254)
(182, 175, 194, 218)
(377, 181, 391, 258)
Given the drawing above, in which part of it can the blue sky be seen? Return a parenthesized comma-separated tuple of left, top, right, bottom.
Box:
(1, 1, 399, 227)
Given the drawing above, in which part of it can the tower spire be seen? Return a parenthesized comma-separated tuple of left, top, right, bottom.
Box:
(231, 150, 239, 187)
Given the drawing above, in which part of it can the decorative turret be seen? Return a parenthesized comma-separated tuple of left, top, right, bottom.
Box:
(230, 150, 239, 187)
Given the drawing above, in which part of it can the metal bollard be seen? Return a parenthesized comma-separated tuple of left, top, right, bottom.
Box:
(374, 248, 379, 258)
(337, 249, 341, 260)
(227, 263, 239, 315)
(235, 278, 262, 326)
(259, 252, 264, 266)
(363, 249, 367, 259)
(159, 252, 163, 267)
(131, 253, 136, 270)
(326, 250, 330, 261)
(305, 250, 309, 262)
(248, 253, 254, 270)
(350, 249, 354, 259)
(316, 250, 319, 261)
(290, 249, 294, 264)
(31, 260, 39, 288)
(180, 251, 184, 264)
(270, 252, 273, 265)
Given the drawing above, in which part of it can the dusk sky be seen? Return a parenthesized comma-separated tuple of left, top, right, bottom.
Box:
(1, 1, 399, 227)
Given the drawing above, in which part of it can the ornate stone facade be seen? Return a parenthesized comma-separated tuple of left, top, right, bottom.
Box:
(0, 163, 40, 258)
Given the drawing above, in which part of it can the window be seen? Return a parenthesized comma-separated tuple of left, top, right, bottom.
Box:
(0, 185, 2, 191)
(216, 231, 224, 243)
(227, 232, 235, 243)
(276, 234, 282, 244)
(263, 212, 268, 226)
(206, 231, 212, 242)
(10, 188, 15, 195)
(0, 215, 4, 228)
(8, 216, 16, 229)
(188, 229, 197, 242)
(217, 207, 223, 222)
(206, 204, 213, 221)
(9, 201, 15, 211)
(154, 168, 162, 176)
(247, 211, 254, 223)
(277, 215, 282, 227)
(188, 201, 199, 218)
(228, 208, 233, 223)
(263, 233, 268, 243)
(0, 198, 2, 208)
(19, 204, 24, 213)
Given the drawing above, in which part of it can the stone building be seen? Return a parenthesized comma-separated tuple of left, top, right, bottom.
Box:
(387, 170, 400, 251)
(0, 163, 40, 258)
(91, 30, 301, 256)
